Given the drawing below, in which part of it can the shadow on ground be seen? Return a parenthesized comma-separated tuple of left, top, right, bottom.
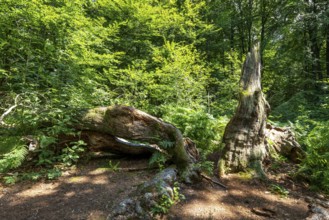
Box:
(0, 158, 156, 220)
(166, 175, 309, 220)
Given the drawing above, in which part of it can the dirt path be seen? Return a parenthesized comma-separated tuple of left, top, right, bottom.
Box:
(0, 158, 156, 220)
(0, 158, 314, 220)
(167, 175, 308, 219)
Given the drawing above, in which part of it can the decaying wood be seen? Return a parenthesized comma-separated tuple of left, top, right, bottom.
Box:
(83, 131, 164, 155)
(200, 173, 227, 189)
(265, 124, 305, 162)
(75, 105, 197, 172)
(0, 95, 20, 126)
(219, 44, 270, 175)
(251, 208, 276, 218)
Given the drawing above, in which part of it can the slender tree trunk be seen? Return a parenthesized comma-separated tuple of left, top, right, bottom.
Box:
(247, 0, 253, 52)
(260, 0, 267, 67)
(326, 25, 329, 79)
(306, 0, 322, 81)
(218, 43, 270, 176)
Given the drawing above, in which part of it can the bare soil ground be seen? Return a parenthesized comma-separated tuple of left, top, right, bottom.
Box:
(0, 157, 320, 220)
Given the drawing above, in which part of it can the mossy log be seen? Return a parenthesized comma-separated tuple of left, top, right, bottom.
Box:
(75, 105, 194, 172)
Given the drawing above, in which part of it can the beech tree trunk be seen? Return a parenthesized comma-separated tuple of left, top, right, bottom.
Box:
(218, 43, 270, 175)
(75, 105, 194, 172)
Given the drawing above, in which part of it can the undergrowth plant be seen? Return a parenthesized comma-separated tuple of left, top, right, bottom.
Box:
(59, 140, 86, 166)
(298, 120, 329, 194)
(149, 152, 168, 170)
(162, 105, 228, 157)
(269, 183, 289, 198)
(151, 182, 184, 216)
(0, 137, 27, 173)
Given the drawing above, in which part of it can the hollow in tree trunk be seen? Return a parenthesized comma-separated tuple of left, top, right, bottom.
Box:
(218, 43, 270, 176)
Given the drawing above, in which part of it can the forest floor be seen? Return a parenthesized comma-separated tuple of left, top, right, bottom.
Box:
(0, 157, 324, 220)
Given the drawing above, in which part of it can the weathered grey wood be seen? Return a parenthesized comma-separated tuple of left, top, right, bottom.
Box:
(218, 44, 270, 175)
(265, 124, 305, 162)
(77, 105, 193, 171)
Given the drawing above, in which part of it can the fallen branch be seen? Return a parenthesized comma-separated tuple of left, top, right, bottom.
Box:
(201, 173, 227, 189)
(0, 95, 20, 126)
(251, 208, 276, 217)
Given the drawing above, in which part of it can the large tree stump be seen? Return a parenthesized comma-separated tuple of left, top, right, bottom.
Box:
(218, 44, 270, 175)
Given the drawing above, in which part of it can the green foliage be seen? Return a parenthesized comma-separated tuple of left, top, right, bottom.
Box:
(0, 0, 328, 197)
(269, 184, 289, 198)
(162, 106, 228, 156)
(195, 160, 214, 176)
(36, 135, 57, 166)
(271, 91, 315, 122)
(108, 160, 120, 172)
(46, 168, 62, 180)
(21, 172, 42, 181)
(59, 140, 86, 166)
(0, 137, 27, 173)
(149, 152, 168, 170)
(151, 182, 184, 216)
(159, 140, 175, 149)
(298, 121, 329, 193)
(3, 173, 19, 185)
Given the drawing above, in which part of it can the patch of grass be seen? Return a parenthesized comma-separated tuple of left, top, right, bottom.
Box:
(238, 169, 255, 181)
(269, 183, 289, 198)
(108, 160, 120, 171)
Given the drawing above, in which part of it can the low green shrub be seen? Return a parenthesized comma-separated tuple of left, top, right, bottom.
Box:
(297, 121, 329, 193)
(0, 137, 27, 173)
(161, 105, 228, 157)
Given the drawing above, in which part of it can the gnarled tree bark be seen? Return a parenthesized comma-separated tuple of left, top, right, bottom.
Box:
(75, 105, 194, 173)
(218, 43, 270, 176)
(218, 44, 304, 176)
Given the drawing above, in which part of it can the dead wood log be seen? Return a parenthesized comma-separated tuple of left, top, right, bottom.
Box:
(200, 173, 227, 189)
(251, 208, 276, 218)
(265, 123, 305, 162)
(74, 105, 197, 173)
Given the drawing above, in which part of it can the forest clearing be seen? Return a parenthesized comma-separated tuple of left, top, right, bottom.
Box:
(1, 0, 329, 219)
(0, 157, 318, 220)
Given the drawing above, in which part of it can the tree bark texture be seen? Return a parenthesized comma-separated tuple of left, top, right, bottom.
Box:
(219, 43, 270, 175)
(76, 105, 193, 171)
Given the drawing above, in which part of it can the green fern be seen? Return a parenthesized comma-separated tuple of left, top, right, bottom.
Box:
(298, 120, 329, 193)
(149, 152, 168, 170)
(0, 145, 28, 173)
(159, 140, 174, 149)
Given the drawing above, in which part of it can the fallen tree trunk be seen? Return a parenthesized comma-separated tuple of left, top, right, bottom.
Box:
(75, 105, 195, 173)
